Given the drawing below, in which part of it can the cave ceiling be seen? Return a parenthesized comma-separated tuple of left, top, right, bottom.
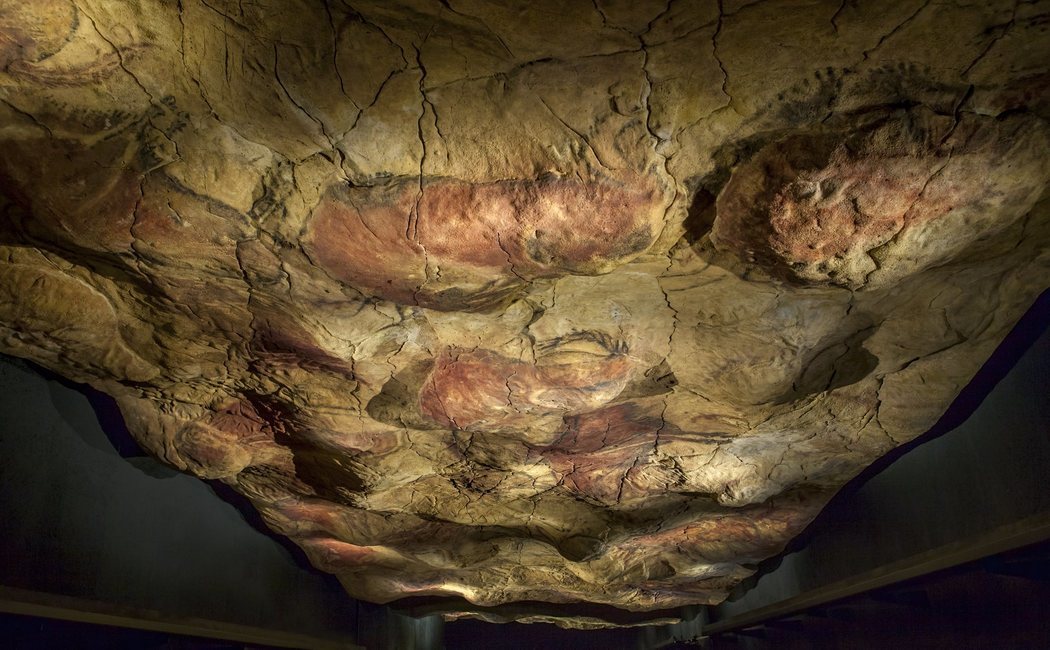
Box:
(1, 0, 1048, 628)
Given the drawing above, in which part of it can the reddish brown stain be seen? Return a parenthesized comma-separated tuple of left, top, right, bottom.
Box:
(302, 537, 382, 571)
(273, 501, 347, 539)
(304, 175, 659, 310)
(764, 156, 956, 263)
(538, 403, 664, 505)
(0, 137, 141, 253)
(709, 113, 1006, 286)
(538, 403, 745, 505)
(624, 491, 830, 562)
(419, 344, 631, 432)
(129, 178, 246, 272)
(306, 185, 426, 306)
(548, 403, 663, 454)
(206, 400, 272, 442)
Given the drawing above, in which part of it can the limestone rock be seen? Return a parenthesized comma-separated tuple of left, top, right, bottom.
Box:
(0, 0, 1048, 626)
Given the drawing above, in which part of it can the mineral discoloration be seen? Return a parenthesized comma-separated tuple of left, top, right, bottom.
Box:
(305, 175, 663, 310)
(541, 403, 667, 506)
(420, 339, 632, 435)
(712, 109, 1050, 288)
(1, 0, 1048, 628)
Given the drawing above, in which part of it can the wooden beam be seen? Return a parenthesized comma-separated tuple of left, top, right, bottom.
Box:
(0, 585, 362, 650)
(703, 512, 1050, 635)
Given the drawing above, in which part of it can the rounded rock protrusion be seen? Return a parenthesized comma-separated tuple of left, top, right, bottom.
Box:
(710, 110, 1050, 289)
(302, 174, 665, 311)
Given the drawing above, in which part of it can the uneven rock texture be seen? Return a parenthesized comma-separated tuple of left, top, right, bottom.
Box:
(1, 0, 1048, 627)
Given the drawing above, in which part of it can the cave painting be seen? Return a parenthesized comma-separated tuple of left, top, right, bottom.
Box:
(1, 0, 1048, 627)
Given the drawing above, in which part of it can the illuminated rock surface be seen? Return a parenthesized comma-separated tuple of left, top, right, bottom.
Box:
(1, 0, 1048, 627)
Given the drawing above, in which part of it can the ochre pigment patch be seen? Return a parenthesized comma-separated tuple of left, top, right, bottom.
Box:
(712, 110, 1050, 288)
(420, 344, 632, 433)
(304, 175, 662, 310)
(540, 403, 666, 506)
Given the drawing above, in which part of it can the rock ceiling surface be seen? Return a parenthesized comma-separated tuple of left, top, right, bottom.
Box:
(1, 0, 1048, 628)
